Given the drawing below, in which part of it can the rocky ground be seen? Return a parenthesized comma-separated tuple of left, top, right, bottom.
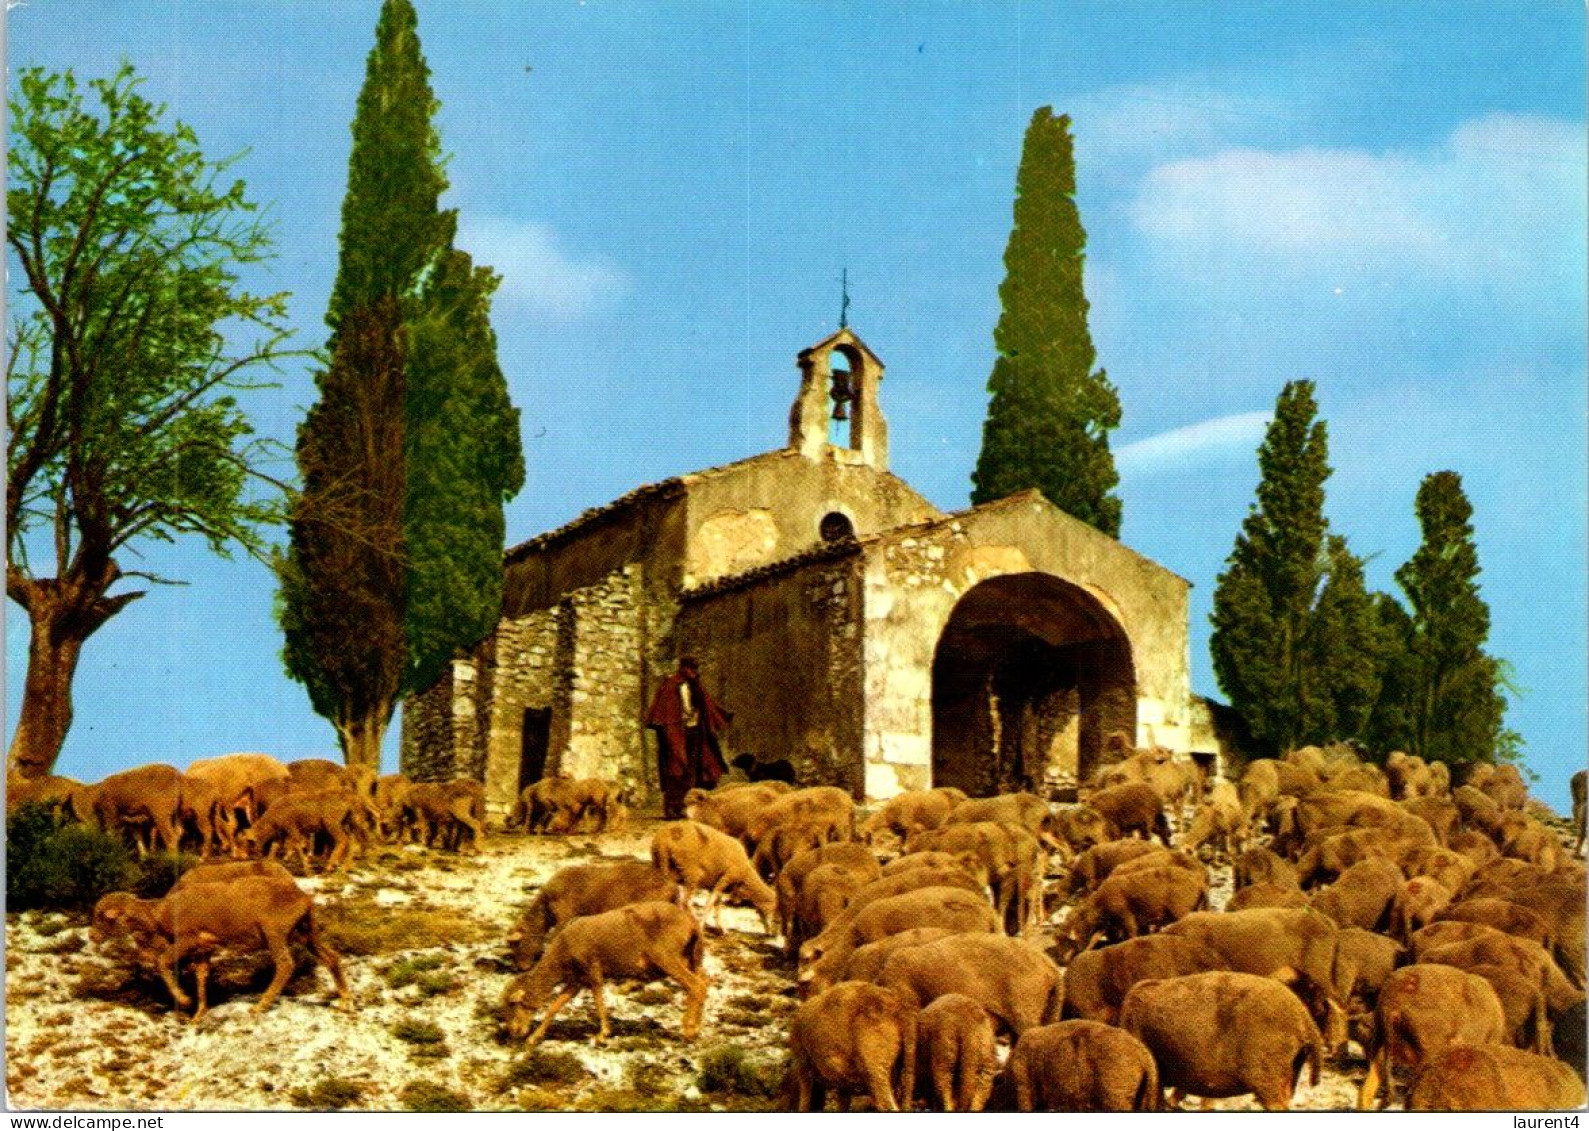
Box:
(12, 812, 1573, 1112)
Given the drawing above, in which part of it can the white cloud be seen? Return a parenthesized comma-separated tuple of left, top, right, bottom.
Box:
(1116, 411, 1271, 477)
(1070, 82, 1297, 166)
(456, 217, 628, 321)
(1129, 114, 1587, 289)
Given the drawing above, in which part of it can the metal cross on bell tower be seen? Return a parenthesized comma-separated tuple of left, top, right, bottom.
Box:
(838, 267, 851, 329)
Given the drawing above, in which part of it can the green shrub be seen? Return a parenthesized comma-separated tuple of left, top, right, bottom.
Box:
(292, 1078, 364, 1110)
(384, 953, 447, 989)
(133, 851, 204, 898)
(696, 1045, 782, 1098)
(392, 1018, 446, 1045)
(624, 1059, 672, 1098)
(399, 1081, 472, 1113)
(499, 1049, 590, 1090)
(6, 803, 139, 911)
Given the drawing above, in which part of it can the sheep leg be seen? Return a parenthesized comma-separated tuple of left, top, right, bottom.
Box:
(796, 1066, 816, 1113)
(654, 952, 709, 1040)
(525, 988, 580, 1049)
(303, 911, 352, 1010)
(1357, 1044, 1386, 1111)
(1012, 1059, 1035, 1112)
(254, 933, 297, 1014)
(192, 960, 211, 1021)
(588, 962, 612, 1045)
(155, 942, 194, 1012)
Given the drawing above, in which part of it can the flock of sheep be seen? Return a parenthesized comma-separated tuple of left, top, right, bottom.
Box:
(8, 744, 1588, 1111)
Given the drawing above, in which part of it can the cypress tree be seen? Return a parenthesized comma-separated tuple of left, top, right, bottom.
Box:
(1392, 471, 1505, 765)
(1209, 380, 1330, 753)
(279, 0, 523, 768)
(1302, 535, 1384, 743)
(971, 107, 1122, 536)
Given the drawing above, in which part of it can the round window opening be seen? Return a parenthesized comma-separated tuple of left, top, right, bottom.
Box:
(820, 512, 856, 541)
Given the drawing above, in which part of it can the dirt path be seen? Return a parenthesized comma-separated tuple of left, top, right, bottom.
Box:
(7, 819, 1397, 1111)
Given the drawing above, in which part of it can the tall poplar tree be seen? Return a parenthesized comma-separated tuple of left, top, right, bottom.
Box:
(1392, 471, 1505, 765)
(278, 0, 523, 768)
(1209, 380, 1331, 753)
(971, 107, 1122, 536)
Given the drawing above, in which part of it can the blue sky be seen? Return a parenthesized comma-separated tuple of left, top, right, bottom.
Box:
(7, 2, 1585, 807)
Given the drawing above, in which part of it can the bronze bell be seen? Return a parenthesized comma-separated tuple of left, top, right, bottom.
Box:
(830, 369, 853, 420)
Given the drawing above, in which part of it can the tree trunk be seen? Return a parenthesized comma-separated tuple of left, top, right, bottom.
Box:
(337, 707, 390, 773)
(7, 562, 144, 780)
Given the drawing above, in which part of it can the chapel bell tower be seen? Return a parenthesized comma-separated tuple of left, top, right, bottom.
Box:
(788, 326, 889, 470)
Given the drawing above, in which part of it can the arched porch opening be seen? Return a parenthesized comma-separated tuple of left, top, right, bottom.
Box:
(931, 572, 1135, 797)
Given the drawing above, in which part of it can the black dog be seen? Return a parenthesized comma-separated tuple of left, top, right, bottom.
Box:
(730, 752, 796, 785)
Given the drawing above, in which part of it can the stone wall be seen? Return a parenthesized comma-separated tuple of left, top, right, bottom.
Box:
(480, 607, 561, 812)
(399, 658, 480, 783)
(675, 547, 866, 795)
(562, 565, 649, 799)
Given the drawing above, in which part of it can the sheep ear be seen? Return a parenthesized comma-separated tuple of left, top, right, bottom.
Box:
(1270, 965, 1302, 987)
(102, 908, 121, 922)
(506, 988, 525, 1004)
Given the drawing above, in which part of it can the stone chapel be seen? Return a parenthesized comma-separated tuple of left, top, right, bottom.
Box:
(401, 328, 1209, 814)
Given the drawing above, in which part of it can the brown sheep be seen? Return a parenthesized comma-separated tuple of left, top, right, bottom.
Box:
(877, 933, 1063, 1037)
(1448, 828, 1503, 868)
(372, 773, 411, 840)
(1333, 927, 1406, 1013)
(1358, 962, 1509, 1109)
(776, 842, 881, 951)
(743, 786, 856, 854)
(91, 764, 185, 854)
(500, 901, 707, 1047)
(1435, 897, 1554, 947)
(944, 791, 1050, 836)
(881, 849, 981, 879)
(1453, 783, 1504, 832)
(1296, 827, 1430, 889)
(1233, 845, 1300, 891)
(508, 859, 678, 969)
(1058, 934, 1222, 1025)
(1474, 763, 1530, 810)
(1163, 908, 1345, 1011)
(1409, 919, 1510, 960)
(1407, 1043, 1586, 1110)
(789, 981, 918, 1112)
(790, 863, 871, 955)
(650, 820, 777, 934)
(798, 886, 1001, 997)
(684, 783, 785, 842)
(811, 863, 988, 943)
(1385, 751, 1437, 800)
(170, 858, 296, 891)
(1421, 933, 1584, 1018)
(1399, 843, 1477, 893)
(914, 993, 998, 1112)
(184, 752, 291, 827)
(1227, 881, 1310, 912)
(1181, 780, 1247, 860)
(1389, 876, 1454, 943)
(1398, 795, 1460, 845)
(752, 816, 843, 882)
(859, 789, 955, 847)
(1467, 962, 1555, 1056)
(403, 779, 487, 850)
(90, 874, 349, 1020)
(285, 758, 348, 793)
(838, 927, 957, 985)
(1121, 971, 1325, 1111)
(904, 821, 1040, 934)
(1238, 759, 1282, 819)
(1064, 839, 1166, 896)
(1475, 879, 1587, 989)
(1051, 804, 1112, 854)
(1308, 856, 1404, 931)
(176, 773, 236, 857)
(1082, 782, 1172, 844)
(239, 789, 365, 871)
(1052, 865, 1208, 961)
(1008, 1020, 1160, 1112)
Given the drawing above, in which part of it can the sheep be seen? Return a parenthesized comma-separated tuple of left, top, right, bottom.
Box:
(859, 789, 957, 847)
(1226, 881, 1310, 912)
(183, 752, 292, 827)
(876, 932, 1064, 1037)
(91, 763, 185, 854)
(904, 821, 1044, 934)
(742, 786, 857, 855)
(1064, 839, 1167, 896)
(1420, 933, 1584, 1019)
(1233, 845, 1300, 891)
(836, 927, 957, 985)
(683, 783, 786, 841)
(1163, 908, 1346, 1012)
(1050, 805, 1112, 855)
(751, 816, 844, 882)
(1434, 897, 1554, 947)
(90, 874, 349, 1020)
(1008, 1020, 1160, 1112)
(790, 862, 872, 954)
(798, 886, 1001, 997)
(788, 981, 918, 1112)
(945, 792, 1064, 854)
(1121, 971, 1325, 1111)
(1307, 856, 1404, 932)
(1057, 934, 1222, 1025)
(1180, 780, 1247, 861)
(1406, 1044, 1586, 1110)
(1332, 927, 1406, 1014)
(1358, 962, 1509, 1109)
(403, 779, 487, 850)
(914, 993, 998, 1112)
(1051, 865, 1207, 961)
(500, 901, 708, 1048)
(507, 858, 679, 969)
(1081, 782, 1172, 844)
(776, 842, 881, 951)
(1466, 962, 1555, 1056)
(238, 788, 365, 872)
(650, 819, 777, 934)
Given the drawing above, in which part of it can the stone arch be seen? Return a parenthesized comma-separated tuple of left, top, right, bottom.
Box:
(930, 572, 1135, 797)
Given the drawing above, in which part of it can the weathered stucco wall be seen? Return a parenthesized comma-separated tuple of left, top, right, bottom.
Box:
(674, 547, 866, 796)
(859, 492, 1192, 801)
(681, 450, 939, 587)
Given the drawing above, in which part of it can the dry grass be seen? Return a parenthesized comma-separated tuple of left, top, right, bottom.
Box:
(318, 897, 487, 957)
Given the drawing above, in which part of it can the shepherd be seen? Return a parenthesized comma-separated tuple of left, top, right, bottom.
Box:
(644, 656, 731, 820)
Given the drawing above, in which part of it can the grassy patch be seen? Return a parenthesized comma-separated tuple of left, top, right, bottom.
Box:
(575, 1087, 714, 1113)
(716, 1007, 762, 1029)
(319, 898, 485, 956)
(288, 1077, 364, 1111)
(696, 1045, 784, 1099)
(37, 934, 87, 956)
(32, 916, 71, 938)
(630, 985, 673, 1007)
(383, 953, 447, 989)
(392, 1019, 446, 1046)
(498, 1049, 590, 1091)
(625, 1059, 673, 1098)
(399, 1081, 472, 1113)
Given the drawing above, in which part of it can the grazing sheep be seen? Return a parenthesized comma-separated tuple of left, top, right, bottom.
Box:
(877, 933, 1063, 1037)
(184, 752, 292, 827)
(1008, 1020, 1160, 1112)
(1233, 845, 1300, 891)
(1058, 934, 1221, 1025)
(1082, 782, 1172, 844)
(837, 927, 957, 985)
(1163, 909, 1345, 1011)
(238, 788, 366, 871)
(1064, 839, 1167, 896)
(402, 779, 487, 850)
(752, 816, 845, 882)
(1332, 927, 1406, 1014)
(1121, 971, 1325, 1111)
(1051, 865, 1207, 961)
(507, 859, 678, 969)
(650, 820, 778, 934)
(1358, 962, 1509, 1109)
(1434, 897, 1554, 947)
(1466, 962, 1555, 1056)
(788, 982, 918, 1112)
(1051, 805, 1112, 855)
(859, 790, 957, 847)
(777, 843, 882, 953)
(914, 994, 998, 1112)
(91, 764, 185, 855)
(1420, 933, 1584, 1019)
(1227, 881, 1310, 912)
(684, 783, 787, 842)
(1407, 1044, 1586, 1110)
(1308, 857, 1404, 932)
(743, 787, 857, 855)
(798, 886, 1000, 997)
(499, 901, 708, 1048)
(91, 874, 350, 1020)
